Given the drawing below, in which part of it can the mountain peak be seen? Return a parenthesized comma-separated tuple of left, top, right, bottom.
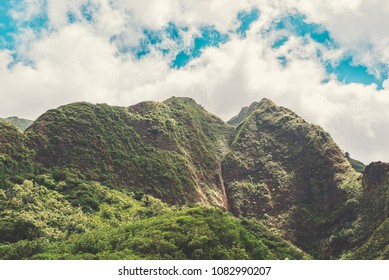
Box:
(164, 96, 204, 110)
(228, 102, 259, 126)
(228, 98, 280, 127)
(258, 97, 277, 107)
(223, 96, 360, 258)
(165, 96, 197, 103)
(1, 96, 386, 260)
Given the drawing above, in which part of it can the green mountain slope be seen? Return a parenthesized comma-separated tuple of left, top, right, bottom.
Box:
(346, 153, 366, 173)
(26, 98, 232, 208)
(4, 117, 33, 132)
(0, 121, 34, 187)
(222, 98, 361, 258)
(1, 97, 388, 260)
(228, 102, 259, 127)
(343, 162, 389, 259)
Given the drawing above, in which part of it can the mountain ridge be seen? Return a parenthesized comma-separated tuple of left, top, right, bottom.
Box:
(0, 116, 33, 131)
(0, 97, 387, 260)
(222, 97, 362, 258)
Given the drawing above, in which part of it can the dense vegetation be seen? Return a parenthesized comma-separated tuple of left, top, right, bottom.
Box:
(2, 117, 33, 132)
(0, 178, 307, 260)
(223, 98, 362, 258)
(346, 219, 389, 259)
(0, 97, 388, 259)
(0, 121, 34, 188)
(26, 98, 231, 208)
(227, 101, 260, 127)
(345, 152, 366, 173)
(342, 162, 389, 259)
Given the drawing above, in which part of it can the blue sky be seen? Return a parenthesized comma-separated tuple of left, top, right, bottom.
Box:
(0, 1, 16, 50)
(0, 1, 385, 89)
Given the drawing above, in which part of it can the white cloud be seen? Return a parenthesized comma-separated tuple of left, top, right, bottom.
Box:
(293, 0, 389, 70)
(1, 0, 389, 164)
(114, 0, 255, 31)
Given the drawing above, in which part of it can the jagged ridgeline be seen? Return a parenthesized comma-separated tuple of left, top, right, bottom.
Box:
(0, 97, 388, 259)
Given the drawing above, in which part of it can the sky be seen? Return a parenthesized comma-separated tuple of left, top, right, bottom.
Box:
(1, 0, 389, 164)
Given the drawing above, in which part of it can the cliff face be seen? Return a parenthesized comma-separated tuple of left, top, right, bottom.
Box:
(348, 162, 389, 259)
(0, 121, 34, 186)
(25, 98, 232, 209)
(223, 98, 361, 258)
(362, 162, 389, 226)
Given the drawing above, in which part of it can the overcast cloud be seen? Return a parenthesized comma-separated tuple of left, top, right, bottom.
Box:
(1, 0, 389, 164)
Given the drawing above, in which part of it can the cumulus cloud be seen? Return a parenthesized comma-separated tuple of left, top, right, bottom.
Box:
(293, 0, 389, 72)
(1, 0, 389, 164)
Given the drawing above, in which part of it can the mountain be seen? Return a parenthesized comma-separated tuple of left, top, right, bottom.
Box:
(26, 98, 232, 208)
(0, 120, 34, 187)
(345, 152, 366, 173)
(222, 98, 361, 258)
(1, 116, 33, 131)
(228, 101, 259, 126)
(0, 97, 387, 260)
(346, 162, 389, 259)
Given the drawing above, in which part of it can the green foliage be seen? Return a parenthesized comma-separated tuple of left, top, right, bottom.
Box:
(227, 101, 260, 127)
(25, 99, 232, 208)
(0, 97, 387, 260)
(344, 218, 389, 259)
(0, 177, 174, 245)
(0, 180, 88, 242)
(226, 180, 273, 219)
(0, 207, 309, 260)
(222, 98, 362, 259)
(338, 162, 389, 259)
(0, 122, 35, 188)
(346, 155, 366, 173)
(4, 117, 33, 132)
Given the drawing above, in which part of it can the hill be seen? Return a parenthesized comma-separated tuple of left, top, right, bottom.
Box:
(0, 179, 308, 260)
(25, 98, 232, 208)
(345, 162, 389, 259)
(0, 120, 34, 187)
(0, 97, 387, 260)
(4, 117, 33, 131)
(345, 152, 366, 173)
(222, 98, 361, 258)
